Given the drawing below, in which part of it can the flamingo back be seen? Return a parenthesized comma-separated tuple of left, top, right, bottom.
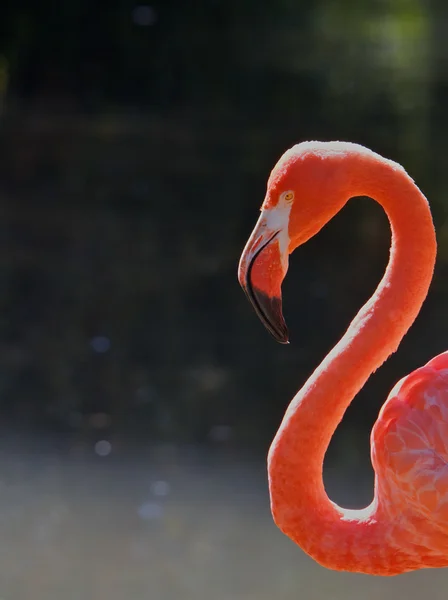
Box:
(371, 351, 448, 564)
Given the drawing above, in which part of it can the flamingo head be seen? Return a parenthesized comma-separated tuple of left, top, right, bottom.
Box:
(238, 141, 351, 343)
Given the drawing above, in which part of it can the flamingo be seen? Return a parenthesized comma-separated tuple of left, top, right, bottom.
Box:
(238, 141, 448, 576)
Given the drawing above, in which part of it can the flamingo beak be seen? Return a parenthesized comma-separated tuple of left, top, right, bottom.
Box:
(238, 216, 289, 344)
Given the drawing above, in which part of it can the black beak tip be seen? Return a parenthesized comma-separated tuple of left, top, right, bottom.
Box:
(245, 287, 290, 346)
(276, 333, 290, 345)
(271, 323, 289, 345)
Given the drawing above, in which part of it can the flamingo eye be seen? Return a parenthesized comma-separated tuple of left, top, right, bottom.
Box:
(284, 191, 294, 203)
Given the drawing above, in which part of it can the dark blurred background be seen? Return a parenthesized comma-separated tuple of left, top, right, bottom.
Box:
(0, 1, 447, 598)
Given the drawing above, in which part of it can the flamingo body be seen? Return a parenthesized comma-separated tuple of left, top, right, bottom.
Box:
(372, 352, 448, 561)
(238, 141, 448, 575)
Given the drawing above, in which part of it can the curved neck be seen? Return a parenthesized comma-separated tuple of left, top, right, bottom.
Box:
(267, 156, 437, 575)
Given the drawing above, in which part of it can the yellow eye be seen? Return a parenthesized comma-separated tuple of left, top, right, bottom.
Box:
(284, 191, 294, 202)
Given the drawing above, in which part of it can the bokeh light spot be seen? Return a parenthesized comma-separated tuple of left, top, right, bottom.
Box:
(90, 336, 111, 353)
(132, 5, 157, 26)
(94, 440, 112, 457)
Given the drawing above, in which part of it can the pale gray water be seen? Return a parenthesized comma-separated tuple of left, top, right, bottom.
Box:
(0, 435, 446, 599)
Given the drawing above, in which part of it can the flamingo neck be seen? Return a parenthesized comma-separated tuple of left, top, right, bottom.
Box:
(267, 155, 437, 575)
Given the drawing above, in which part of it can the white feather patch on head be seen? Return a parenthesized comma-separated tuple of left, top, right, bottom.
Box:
(262, 191, 293, 271)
